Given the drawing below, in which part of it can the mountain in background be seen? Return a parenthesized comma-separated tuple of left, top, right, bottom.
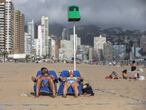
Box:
(49, 24, 102, 46)
(47, 23, 146, 46)
(23, 19, 146, 46)
(49, 23, 64, 39)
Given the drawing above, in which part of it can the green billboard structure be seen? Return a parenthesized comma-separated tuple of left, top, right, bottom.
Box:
(68, 5, 81, 22)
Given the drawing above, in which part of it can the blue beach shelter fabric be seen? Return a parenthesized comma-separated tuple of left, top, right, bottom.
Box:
(58, 70, 83, 95)
(33, 70, 58, 94)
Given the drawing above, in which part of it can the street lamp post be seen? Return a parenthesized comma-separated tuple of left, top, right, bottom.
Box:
(68, 5, 81, 70)
(73, 23, 76, 70)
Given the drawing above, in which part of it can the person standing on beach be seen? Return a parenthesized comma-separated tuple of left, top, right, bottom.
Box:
(32, 67, 56, 97)
(131, 60, 137, 71)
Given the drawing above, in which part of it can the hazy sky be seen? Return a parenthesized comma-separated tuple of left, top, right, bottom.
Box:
(13, 0, 146, 29)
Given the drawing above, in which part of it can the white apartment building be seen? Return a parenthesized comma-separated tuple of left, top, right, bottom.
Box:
(62, 28, 69, 40)
(24, 33, 31, 55)
(36, 25, 43, 57)
(0, 0, 14, 53)
(41, 16, 49, 57)
(70, 34, 81, 46)
(27, 20, 35, 54)
(94, 35, 106, 51)
(50, 38, 56, 59)
(5, 0, 14, 53)
(35, 16, 51, 58)
(0, 1, 5, 52)
(94, 35, 106, 60)
(59, 40, 73, 61)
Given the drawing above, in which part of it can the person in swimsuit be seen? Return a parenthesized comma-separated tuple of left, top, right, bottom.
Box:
(31, 67, 56, 97)
(62, 70, 80, 97)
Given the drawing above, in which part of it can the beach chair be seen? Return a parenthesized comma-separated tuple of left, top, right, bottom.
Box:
(33, 70, 58, 95)
(57, 70, 83, 95)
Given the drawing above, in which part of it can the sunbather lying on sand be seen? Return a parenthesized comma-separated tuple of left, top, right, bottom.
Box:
(122, 69, 145, 80)
(105, 71, 119, 79)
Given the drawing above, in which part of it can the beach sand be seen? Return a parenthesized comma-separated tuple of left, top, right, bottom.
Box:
(0, 63, 146, 110)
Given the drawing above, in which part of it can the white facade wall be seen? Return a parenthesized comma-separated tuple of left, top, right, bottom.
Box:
(70, 34, 81, 46)
(59, 40, 73, 60)
(41, 16, 49, 57)
(94, 35, 106, 60)
(5, 0, 14, 53)
(94, 35, 106, 51)
(24, 33, 31, 55)
(27, 20, 35, 54)
(89, 47, 93, 61)
(37, 25, 43, 57)
(35, 38, 39, 56)
(50, 38, 56, 59)
(0, 2, 5, 51)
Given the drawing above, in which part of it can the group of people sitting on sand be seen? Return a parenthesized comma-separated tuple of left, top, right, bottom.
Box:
(105, 61, 145, 80)
(31, 67, 94, 98)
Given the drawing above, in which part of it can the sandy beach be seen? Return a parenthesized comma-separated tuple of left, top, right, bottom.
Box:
(0, 63, 146, 110)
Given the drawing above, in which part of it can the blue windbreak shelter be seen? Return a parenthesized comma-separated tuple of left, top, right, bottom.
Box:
(33, 70, 58, 94)
(58, 70, 83, 95)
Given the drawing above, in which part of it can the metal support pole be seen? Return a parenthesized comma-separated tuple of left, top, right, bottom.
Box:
(73, 23, 76, 70)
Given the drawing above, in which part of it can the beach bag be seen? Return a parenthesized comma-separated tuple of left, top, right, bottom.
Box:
(82, 83, 94, 96)
(138, 76, 145, 80)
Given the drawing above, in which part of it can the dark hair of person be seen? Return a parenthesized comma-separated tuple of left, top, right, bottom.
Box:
(122, 69, 127, 73)
(41, 67, 48, 75)
(132, 60, 135, 64)
(41, 67, 47, 71)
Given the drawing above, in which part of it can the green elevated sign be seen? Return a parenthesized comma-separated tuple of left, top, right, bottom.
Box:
(68, 5, 81, 22)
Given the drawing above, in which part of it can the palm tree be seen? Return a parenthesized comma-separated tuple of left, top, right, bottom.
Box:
(0, 51, 8, 62)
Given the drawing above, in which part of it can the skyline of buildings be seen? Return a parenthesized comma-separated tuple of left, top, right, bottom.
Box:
(0, 0, 25, 54)
(1, 0, 146, 62)
(35, 16, 51, 58)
